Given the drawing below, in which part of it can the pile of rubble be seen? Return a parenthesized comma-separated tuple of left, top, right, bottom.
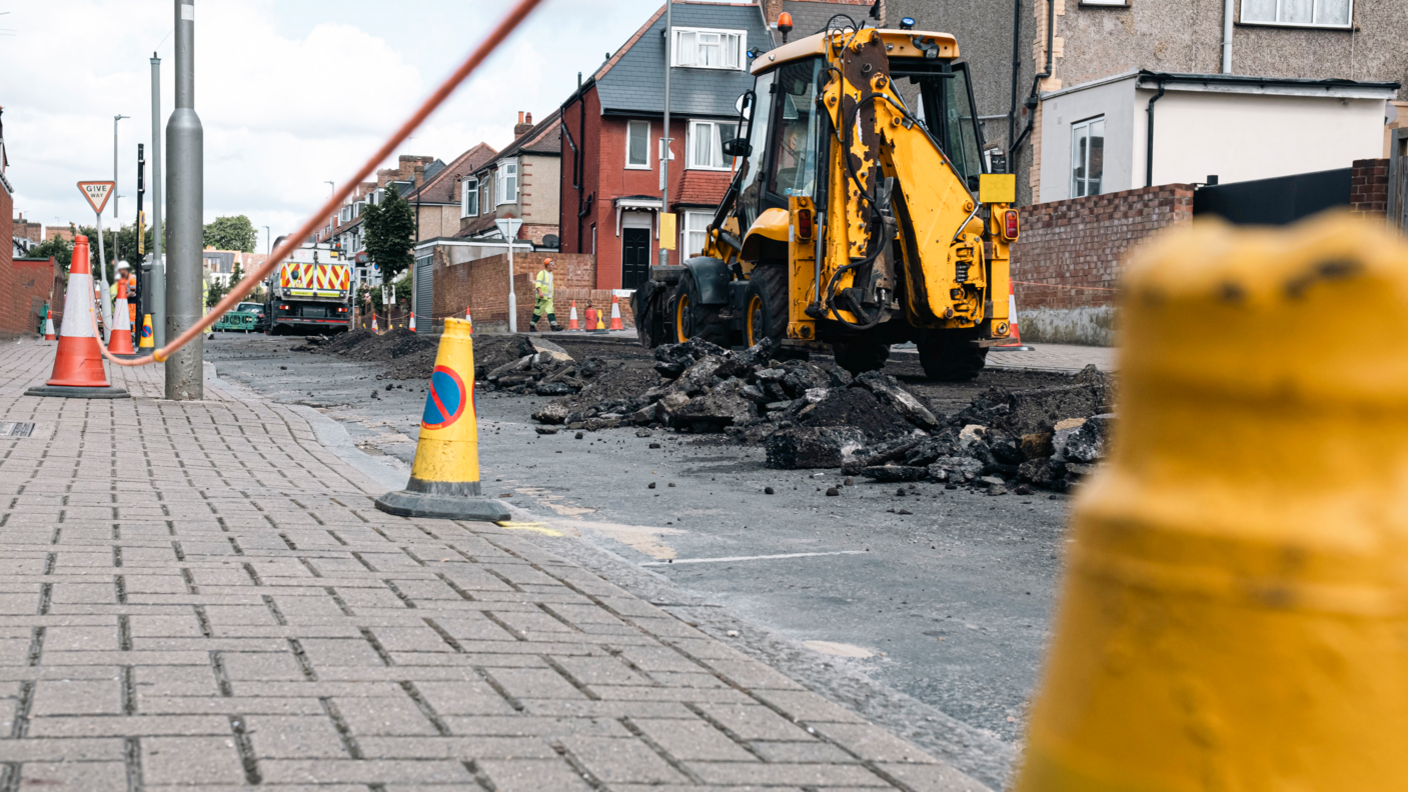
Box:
(477, 336, 617, 396)
(530, 337, 1115, 493)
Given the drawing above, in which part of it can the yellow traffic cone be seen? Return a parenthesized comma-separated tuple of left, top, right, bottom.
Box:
(139, 314, 155, 349)
(1017, 212, 1408, 792)
(374, 317, 509, 521)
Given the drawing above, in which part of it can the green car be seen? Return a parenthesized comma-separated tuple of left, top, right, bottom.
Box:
(214, 302, 264, 333)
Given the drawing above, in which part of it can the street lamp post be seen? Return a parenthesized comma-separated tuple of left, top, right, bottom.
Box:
(166, 0, 204, 400)
(495, 218, 523, 334)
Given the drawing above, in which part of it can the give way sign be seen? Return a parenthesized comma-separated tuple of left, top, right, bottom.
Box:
(77, 181, 115, 215)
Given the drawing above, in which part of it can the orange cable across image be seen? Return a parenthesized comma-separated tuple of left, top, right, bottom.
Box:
(96, 0, 547, 368)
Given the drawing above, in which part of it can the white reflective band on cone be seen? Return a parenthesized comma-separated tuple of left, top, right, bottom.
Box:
(59, 274, 96, 338)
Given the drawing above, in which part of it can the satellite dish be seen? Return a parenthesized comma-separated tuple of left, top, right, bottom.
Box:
(542, 234, 560, 250)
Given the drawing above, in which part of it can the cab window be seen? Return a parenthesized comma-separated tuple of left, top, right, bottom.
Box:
(736, 69, 776, 231)
(895, 60, 986, 186)
(766, 57, 825, 200)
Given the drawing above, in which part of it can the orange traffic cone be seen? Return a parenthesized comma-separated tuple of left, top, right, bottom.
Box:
(43, 306, 56, 341)
(992, 293, 1034, 352)
(372, 314, 380, 334)
(108, 279, 137, 356)
(568, 301, 580, 330)
(25, 235, 128, 399)
(609, 295, 625, 331)
(464, 308, 474, 334)
(410, 314, 417, 333)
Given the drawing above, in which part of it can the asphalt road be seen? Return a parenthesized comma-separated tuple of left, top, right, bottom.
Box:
(205, 331, 1073, 788)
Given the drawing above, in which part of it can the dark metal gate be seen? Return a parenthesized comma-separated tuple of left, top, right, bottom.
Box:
(1193, 168, 1351, 226)
(1386, 128, 1408, 233)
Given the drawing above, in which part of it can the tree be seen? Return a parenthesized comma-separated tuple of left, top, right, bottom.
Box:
(362, 184, 416, 290)
(29, 231, 74, 271)
(203, 215, 258, 252)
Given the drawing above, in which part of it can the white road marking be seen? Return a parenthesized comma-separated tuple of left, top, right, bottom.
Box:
(640, 550, 865, 567)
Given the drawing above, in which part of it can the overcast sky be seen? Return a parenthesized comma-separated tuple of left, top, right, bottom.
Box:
(1, 0, 662, 252)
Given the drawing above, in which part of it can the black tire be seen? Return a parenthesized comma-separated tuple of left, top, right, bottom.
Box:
(744, 263, 788, 349)
(632, 282, 671, 349)
(918, 329, 988, 381)
(832, 340, 890, 375)
(672, 271, 729, 345)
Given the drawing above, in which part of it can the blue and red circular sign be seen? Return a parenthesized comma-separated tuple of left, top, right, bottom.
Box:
(421, 365, 469, 430)
(141, 323, 153, 340)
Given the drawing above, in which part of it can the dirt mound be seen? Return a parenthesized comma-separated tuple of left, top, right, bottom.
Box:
(526, 337, 1117, 492)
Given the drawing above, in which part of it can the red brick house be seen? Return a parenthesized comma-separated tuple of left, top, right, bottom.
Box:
(558, 2, 772, 291)
(1, 110, 65, 336)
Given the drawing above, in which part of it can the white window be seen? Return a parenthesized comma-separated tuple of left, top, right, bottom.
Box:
(1070, 116, 1105, 199)
(672, 27, 746, 70)
(687, 120, 739, 170)
(370, 188, 384, 206)
(481, 180, 491, 215)
(496, 161, 518, 204)
(461, 178, 479, 217)
(1242, 0, 1351, 27)
(627, 121, 651, 169)
(683, 211, 712, 256)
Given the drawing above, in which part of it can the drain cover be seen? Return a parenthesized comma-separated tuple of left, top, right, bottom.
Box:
(0, 422, 36, 438)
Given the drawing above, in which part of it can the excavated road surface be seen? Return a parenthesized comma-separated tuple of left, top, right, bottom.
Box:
(207, 331, 1074, 785)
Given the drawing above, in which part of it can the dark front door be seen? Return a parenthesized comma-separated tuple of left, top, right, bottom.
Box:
(622, 227, 651, 289)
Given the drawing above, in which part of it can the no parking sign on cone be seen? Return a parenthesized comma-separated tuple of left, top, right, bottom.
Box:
(375, 317, 509, 521)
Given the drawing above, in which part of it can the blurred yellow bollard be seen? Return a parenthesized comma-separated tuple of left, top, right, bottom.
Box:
(1017, 212, 1408, 792)
(374, 318, 509, 521)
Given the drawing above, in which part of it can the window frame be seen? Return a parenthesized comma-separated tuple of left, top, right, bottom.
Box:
(671, 26, 747, 70)
(687, 119, 739, 171)
(1069, 115, 1105, 199)
(461, 177, 479, 218)
(626, 120, 651, 170)
(682, 210, 712, 257)
(496, 160, 518, 205)
(1240, 0, 1353, 29)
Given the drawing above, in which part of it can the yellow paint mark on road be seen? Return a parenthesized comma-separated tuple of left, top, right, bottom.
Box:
(575, 520, 685, 560)
(495, 521, 565, 537)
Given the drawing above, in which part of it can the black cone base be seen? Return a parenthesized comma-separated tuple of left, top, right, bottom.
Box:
(374, 490, 511, 522)
(25, 385, 131, 399)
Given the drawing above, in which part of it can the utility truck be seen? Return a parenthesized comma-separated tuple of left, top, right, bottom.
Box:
(633, 20, 1020, 380)
(264, 241, 352, 335)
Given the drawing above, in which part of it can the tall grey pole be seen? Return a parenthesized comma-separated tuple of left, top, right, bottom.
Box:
(150, 53, 167, 347)
(113, 115, 128, 279)
(94, 210, 111, 341)
(166, 0, 203, 400)
(659, 0, 672, 267)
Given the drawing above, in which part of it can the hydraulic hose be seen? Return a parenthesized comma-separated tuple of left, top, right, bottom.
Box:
(97, 0, 547, 367)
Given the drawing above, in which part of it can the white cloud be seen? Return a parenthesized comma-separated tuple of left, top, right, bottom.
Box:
(2, 0, 664, 248)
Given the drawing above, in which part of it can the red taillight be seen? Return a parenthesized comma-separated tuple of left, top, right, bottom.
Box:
(796, 208, 813, 240)
(278, 304, 289, 311)
(1003, 210, 1020, 241)
(337, 307, 347, 313)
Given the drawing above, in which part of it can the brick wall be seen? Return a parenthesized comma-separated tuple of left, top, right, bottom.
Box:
(429, 250, 630, 334)
(14, 215, 42, 243)
(1350, 158, 1389, 218)
(2, 257, 62, 336)
(1012, 183, 1194, 311)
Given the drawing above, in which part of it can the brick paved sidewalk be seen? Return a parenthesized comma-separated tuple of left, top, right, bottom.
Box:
(0, 341, 983, 791)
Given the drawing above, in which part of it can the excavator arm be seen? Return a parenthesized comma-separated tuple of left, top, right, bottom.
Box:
(818, 28, 1005, 331)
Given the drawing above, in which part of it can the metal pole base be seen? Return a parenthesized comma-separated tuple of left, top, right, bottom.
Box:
(24, 385, 131, 399)
(374, 490, 511, 522)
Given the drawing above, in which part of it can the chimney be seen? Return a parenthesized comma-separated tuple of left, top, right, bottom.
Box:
(414, 164, 425, 188)
(514, 111, 534, 138)
(763, 0, 783, 25)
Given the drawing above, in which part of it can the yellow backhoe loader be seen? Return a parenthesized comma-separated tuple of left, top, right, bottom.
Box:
(633, 19, 1020, 380)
